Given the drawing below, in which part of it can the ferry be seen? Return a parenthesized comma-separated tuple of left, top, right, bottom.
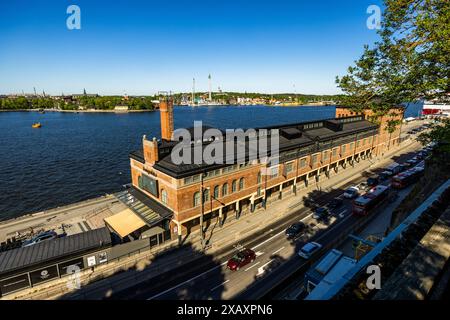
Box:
(32, 122, 42, 128)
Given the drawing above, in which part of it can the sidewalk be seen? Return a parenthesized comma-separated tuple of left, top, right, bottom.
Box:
(4, 137, 423, 300)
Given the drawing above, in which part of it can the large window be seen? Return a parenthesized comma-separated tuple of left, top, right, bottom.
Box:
(285, 162, 294, 174)
(138, 174, 159, 197)
(203, 188, 209, 203)
(332, 148, 338, 158)
(161, 189, 168, 204)
(214, 185, 219, 199)
(193, 192, 201, 207)
(257, 172, 262, 184)
(232, 180, 237, 193)
(300, 158, 307, 168)
(311, 154, 318, 166)
(222, 183, 228, 196)
(341, 145, 346, 154)
(322, 151, 329, 161)
(239, 177, 245, 190)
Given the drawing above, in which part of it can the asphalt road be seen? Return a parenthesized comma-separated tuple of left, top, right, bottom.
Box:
(105, 122, 427, 300)
(142, 148, 422, 300)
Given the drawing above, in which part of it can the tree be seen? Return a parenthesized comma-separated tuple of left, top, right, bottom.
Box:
(337, 0, 450, 117)
(418, 118, 450, 154)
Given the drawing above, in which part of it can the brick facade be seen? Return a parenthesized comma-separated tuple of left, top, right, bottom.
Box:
(130, 105, 404, 239)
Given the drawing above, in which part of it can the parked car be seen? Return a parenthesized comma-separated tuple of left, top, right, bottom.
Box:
(378, 171, 393, 180)
(22, 231, 58, 247)
(227, 248, 256, 271)
(298, 242, 323, 259)
(327, 197, 344, 209)
(313, 207, 330, 220)
(401, 162, 412, 169)
(343, 186, 359, 199)
(366, 177, 379, 187)
(407, 157, 419, 166)
(285, 222, 306, 239)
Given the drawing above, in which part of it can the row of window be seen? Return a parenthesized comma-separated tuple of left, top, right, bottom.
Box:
(193, 177, 246, 207)
(185, 136, 375, 190)
(184, 162, 251, 186)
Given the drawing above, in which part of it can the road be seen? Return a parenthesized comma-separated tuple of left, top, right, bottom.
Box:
(104, 121, 429, 300)
(142, 148, 422, 300)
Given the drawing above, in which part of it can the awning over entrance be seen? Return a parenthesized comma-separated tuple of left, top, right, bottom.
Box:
(104, 208, 146, 238)
(115, 187, 173, 228)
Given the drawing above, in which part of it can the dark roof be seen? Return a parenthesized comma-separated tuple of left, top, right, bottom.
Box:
(0, 227, 111, 276)
(127, 187, 173, 226)
(134, 115, 380, 178)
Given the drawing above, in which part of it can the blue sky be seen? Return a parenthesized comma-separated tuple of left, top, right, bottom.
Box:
(0, 0, 383, 95)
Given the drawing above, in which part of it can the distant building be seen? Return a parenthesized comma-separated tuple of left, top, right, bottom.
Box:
(114, 105, 129, 112)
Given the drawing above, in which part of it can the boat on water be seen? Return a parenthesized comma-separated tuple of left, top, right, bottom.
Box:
(32, 122, 42, 128)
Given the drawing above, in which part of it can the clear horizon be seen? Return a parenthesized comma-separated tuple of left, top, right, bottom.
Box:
(0, 0, 383, 96)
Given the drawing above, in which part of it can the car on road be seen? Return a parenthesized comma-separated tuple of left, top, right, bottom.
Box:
(327, 196, 344, 209)
(285, 222, 306, 239)
(378, 171, 393, 180)
(22, 230, 58, 247)
(366, 177, 379, 187)
(407, 157, 420, 166)
(343, 186, 359, 199)
(227, 248, 256, 271)
(298, 242, 323, 259)
(313, 207, 330, 220)
(401, 162, 412, 169)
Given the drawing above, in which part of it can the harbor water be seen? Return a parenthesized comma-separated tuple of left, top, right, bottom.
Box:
(0, 104, 422, 220)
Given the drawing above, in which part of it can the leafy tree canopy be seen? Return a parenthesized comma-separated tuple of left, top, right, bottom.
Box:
(336, 0, 450, 116)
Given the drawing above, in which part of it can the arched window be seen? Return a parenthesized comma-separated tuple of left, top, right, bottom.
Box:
(214, 185, 219, 199)
(222, 183, 228, 196)
(161, 189, 168, 204)
(232, 180, 237, 193)
(203, 188, 210, 203)
(257, 171, 262, 184)
(239, 177, 244, 190)
(193, 192, 201, 207)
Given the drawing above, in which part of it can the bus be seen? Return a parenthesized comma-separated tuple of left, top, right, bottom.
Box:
(352, 185, 391, 215)
(392, 166, 424, 189)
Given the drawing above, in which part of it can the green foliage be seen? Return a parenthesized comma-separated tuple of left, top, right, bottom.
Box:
(418, 118, 450, 153)
(337, 0, 450, 116)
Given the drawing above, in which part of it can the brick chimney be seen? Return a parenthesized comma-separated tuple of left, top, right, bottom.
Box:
(160, 97, 174, 141)
(143, 135, 159, 165)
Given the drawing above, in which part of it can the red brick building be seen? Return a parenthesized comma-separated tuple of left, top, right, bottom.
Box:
(120, 100, 404, 245)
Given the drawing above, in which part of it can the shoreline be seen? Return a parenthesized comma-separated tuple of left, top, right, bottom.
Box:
(0, 108, 156, 113)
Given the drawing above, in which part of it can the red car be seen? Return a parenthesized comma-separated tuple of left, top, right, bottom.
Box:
(227, 248, 256, 271)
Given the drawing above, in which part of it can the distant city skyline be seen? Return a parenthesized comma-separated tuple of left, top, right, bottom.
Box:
(0, 0, 383, 95)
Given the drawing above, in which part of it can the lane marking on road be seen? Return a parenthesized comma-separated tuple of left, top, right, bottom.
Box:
(272, 247, 285, 255)
(255, 251, 265, 257)
(245, 262, 260, 271)
(337, 210, 347, 218)
(147, 264, 223, 299)
(299, 212, 314, 222)
(210, 280, 230, 292)
(251, 230, 285, 250)
(257, 260, 273, 276)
